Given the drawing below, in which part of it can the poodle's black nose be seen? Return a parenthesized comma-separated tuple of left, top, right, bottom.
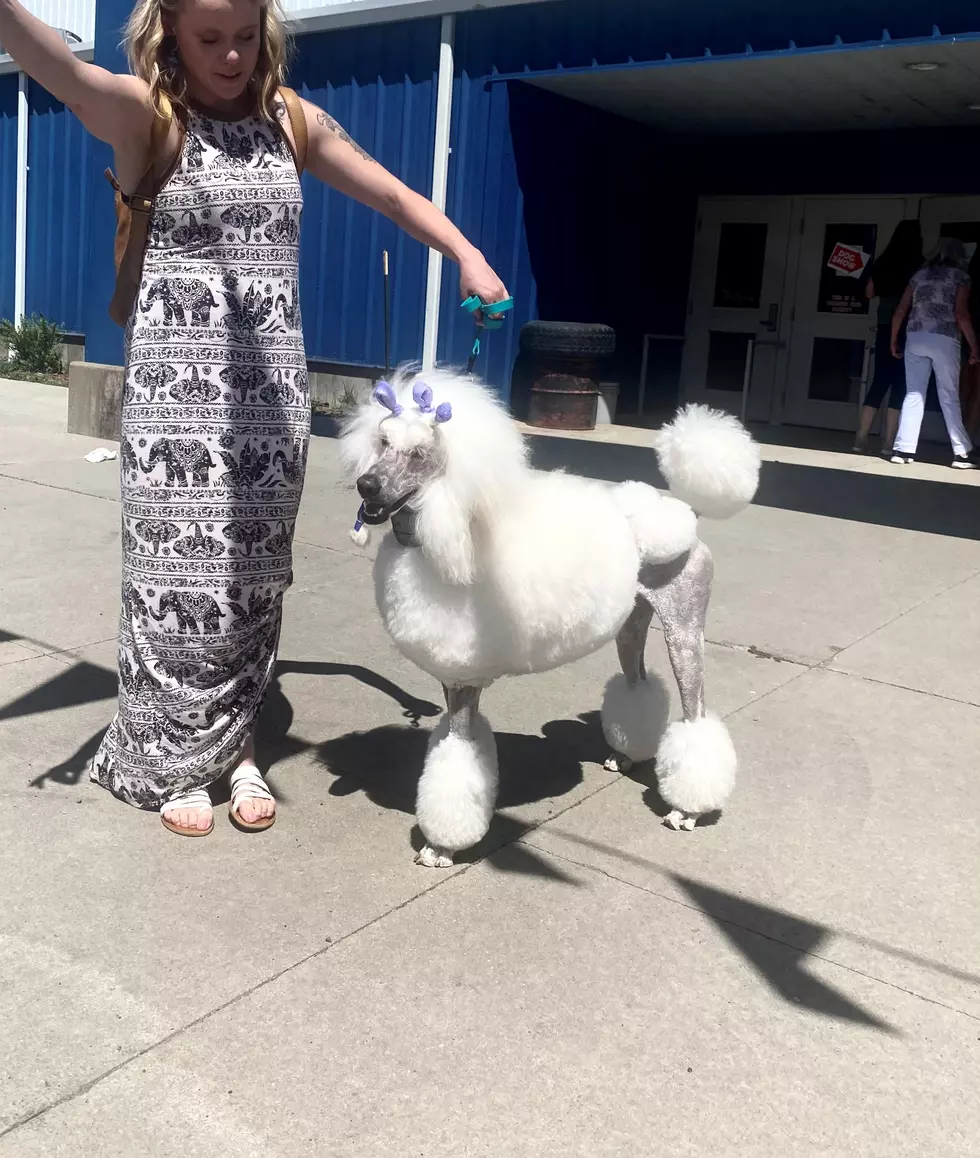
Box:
(357, 472, 381, 500)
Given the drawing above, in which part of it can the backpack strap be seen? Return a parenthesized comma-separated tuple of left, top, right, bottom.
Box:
(105, 94, 184, 327)
(278, 86, 308, 176)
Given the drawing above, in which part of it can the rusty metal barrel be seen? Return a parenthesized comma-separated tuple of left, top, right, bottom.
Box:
(519, 322, 616, 431)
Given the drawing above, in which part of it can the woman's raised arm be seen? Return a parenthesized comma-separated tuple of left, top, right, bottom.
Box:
(299, 95, 508, 305)
(0, 0, 151, 150)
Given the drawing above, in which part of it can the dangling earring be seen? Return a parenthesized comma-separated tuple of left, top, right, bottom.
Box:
(164, 35, 179, 73)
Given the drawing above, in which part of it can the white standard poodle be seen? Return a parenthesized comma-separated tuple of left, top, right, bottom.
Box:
(340, 369, 761, 867)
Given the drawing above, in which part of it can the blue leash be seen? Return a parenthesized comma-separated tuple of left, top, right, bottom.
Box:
(461, 295, 514, 373)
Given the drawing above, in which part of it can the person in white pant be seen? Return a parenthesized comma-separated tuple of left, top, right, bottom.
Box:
(889, 237, 979, 468)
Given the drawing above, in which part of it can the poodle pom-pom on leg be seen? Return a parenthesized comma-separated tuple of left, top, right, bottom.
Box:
(656, 404, 761, 519)
(656, 715, 737, 831)
(601, 673, 670, 773)
(415, 688, 498, 868)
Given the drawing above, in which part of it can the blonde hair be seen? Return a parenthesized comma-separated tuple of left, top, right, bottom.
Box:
(124, 0, 292, 122)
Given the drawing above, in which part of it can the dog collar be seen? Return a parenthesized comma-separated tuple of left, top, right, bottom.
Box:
(391, 506, 419, 548)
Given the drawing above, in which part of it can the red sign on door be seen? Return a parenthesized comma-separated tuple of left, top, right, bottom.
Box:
(826, 242, 870, 279)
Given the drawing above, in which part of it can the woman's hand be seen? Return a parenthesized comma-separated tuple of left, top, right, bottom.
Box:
(458, 248, 509, 310)
(970, 349, 979, 367)
(891, 341, 902, 359)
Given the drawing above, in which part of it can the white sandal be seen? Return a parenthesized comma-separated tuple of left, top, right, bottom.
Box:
(161, 787, 214, 837)
(229, 765, 277, 832)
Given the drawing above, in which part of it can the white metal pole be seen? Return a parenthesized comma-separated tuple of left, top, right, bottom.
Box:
(14, 70, 28, 329)
(421, 13, 455, 372)
(637, 333, 651, 417)
(740, 337, 755, 424)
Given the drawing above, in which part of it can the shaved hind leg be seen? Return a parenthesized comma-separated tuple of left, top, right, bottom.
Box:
(642, 542, 737, 830)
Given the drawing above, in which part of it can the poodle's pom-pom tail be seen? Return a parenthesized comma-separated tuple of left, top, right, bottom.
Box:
(656, 404, 761, 519)
(656, 715, 737, 815)
(417, 711, 499, 852)
(601, 673, 670, 763)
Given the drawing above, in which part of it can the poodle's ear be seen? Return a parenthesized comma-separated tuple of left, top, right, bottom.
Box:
(413, 478, 475, 585)
(339, 398, 382, 479)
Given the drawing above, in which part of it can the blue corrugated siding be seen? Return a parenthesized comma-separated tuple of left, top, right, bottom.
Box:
(0, 74, 18, 324)
(437, 70, 535, 388)
(83, 0, 129, 366)
(291, 20, 439, 367)
(26, 83, 92, 333)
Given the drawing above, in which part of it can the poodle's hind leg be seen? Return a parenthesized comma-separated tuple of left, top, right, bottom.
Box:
(415, 685, 499, 869)
(647, 541, 737, 831)
(601, 596, 669, 773)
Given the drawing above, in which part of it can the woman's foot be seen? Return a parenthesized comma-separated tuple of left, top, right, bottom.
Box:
(228, 755, 276, 832)
(161, 788, 214, 837)
(890, 452, 915, 464)
(951, 454, 977, 470)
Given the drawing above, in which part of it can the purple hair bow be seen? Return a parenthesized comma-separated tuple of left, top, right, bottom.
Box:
(373, 380, 403, 416)
(412, 380, 452, 423)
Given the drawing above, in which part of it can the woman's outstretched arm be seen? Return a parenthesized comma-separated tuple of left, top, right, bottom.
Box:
(299, 96, 508, 305)
(0, 0, 150, 149)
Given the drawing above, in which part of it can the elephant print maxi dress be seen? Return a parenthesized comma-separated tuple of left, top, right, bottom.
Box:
(92, 107, 309, 808)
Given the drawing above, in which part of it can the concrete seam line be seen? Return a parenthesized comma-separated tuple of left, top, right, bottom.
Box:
(823, 665, 980, 710)
(0, 472, 119, 504)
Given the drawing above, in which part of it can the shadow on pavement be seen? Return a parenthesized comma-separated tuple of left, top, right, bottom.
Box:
(0, 660, 117, 723)
(23, 657, 441, 794)
(527, 435, 980, 540)
(317, 712, 604, 817)
(539, 827, 980, 1034)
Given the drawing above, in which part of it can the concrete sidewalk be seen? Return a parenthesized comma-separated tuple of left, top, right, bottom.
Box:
(1, 380, 978, 1157)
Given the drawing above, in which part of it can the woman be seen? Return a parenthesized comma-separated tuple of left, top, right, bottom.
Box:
(0, 0, 508, 835)
(852, 220, 922, 455)
(890, 237, 979, 468)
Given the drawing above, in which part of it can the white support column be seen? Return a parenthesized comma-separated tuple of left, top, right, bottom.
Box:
(421, 13, 455, 372)
(14, 70, 28, 327)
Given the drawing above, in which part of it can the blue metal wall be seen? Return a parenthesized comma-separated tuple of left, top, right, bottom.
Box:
(291, 20, 439, 367)
(82, 9, 440, 369)
(0, 74, 18, 325)
(436, 67, 535, 387)
(26, 83, 91, 333)
(83, 0, 129, 367)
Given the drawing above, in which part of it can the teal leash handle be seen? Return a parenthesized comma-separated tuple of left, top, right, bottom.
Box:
(462, 295, 514, 372)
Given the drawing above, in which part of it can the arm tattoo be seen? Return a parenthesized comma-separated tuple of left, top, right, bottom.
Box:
(274, 99, 287, 120)
(316, 109, 376, 163)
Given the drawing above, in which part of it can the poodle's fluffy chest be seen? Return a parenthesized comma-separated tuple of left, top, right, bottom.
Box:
(373, 474, 640, 686)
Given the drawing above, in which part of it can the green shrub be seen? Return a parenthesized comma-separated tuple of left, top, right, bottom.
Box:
(0, 314, 64, 375)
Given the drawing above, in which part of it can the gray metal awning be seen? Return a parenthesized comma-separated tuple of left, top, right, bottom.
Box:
(488, 31, 980, 134)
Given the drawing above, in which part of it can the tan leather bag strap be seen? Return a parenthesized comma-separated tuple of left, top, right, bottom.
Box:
(106, 95, 184, 327)
(279, 86, 308, 175)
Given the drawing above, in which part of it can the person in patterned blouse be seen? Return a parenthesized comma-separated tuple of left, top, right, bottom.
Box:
(0, 0, 510, 836)
(889, 236, 979, 469)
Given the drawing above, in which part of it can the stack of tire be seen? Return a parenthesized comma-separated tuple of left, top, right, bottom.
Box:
(511, 321, 616, 430)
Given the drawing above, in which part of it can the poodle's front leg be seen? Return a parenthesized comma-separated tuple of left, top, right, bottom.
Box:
(415, 685, 499, 869)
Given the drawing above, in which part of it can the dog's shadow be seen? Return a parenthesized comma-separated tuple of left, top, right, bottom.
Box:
(318, 712, 607, 812)
(254, 661, 721, 848)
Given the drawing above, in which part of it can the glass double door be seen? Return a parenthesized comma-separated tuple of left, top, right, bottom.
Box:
(682, 196, 915, 431)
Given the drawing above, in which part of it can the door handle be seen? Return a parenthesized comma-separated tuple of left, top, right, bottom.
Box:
(762, 303, 779, 332)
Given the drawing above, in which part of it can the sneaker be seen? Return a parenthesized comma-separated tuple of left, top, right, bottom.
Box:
(951, 455, 976, 470)
(890, 452, 915, 464)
